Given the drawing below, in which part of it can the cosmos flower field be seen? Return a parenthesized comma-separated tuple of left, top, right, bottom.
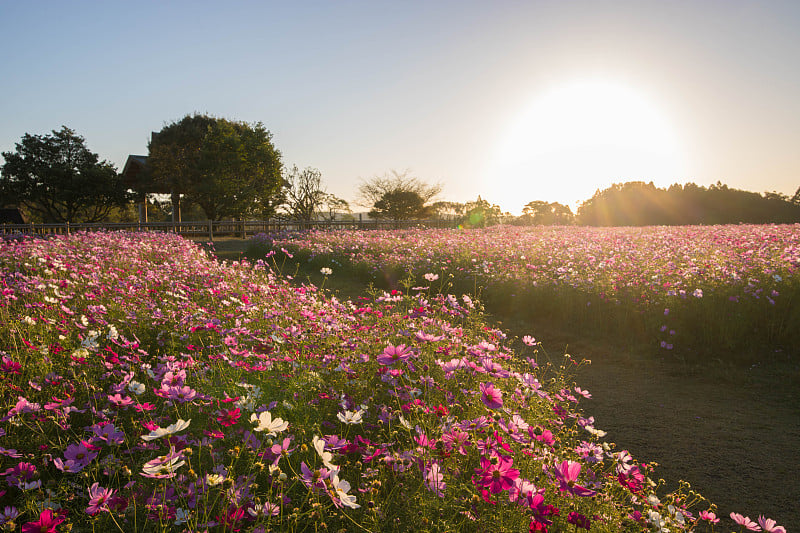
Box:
(0, 231, 788, 532)
(259, 224, 800, 359)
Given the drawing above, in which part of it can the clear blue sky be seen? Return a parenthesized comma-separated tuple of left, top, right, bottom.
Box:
(2, 1, 799, 213)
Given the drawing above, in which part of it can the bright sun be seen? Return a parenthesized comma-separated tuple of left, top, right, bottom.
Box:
(486, 79, 687, 214)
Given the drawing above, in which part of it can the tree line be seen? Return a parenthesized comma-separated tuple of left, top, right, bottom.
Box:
(2, 116, 799, 226)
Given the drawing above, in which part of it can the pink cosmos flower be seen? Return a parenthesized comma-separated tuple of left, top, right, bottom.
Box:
(64, 441, 100, 464)
(476, 455, 519, 494)
(1, 462, 37, 488)
(730, 512, 761, 531)
(86, 482, 115, 515)
(553, 460, 597, 497)
(568, 511, 591, 530)
(216, 408, 241, 427)
(529, 426, 555, 447)
(161, 369, 186, 387)
(698, 510, 720, 523)
(522, 335, 536, 346)
(441, 429, 470, 455)
(299, 461, 333, 491)
(21, 509, 64, 533)
(141, 447, 186, 479)
(163, 385, 197, 403)
(424, 462, 446, 497)
(53, 458, 87, 473)
(479, 382, 503, 409)
(92, 423, 125, 445)
(376, 343, 414, 365)
(1, 356, 21, 375)
(757, 516, 786, 533)
(107, 393, 134, 408)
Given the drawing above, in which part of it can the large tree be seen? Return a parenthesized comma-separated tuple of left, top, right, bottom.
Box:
(357, 170, 440, 208)
(146, 114, 283, 221)
(463, 196, 505, 227)
(521, 200, 574, 225)
(0, 126, 131, 223)
(369, 190, 430, 220)
(357, 170, 440, 220)
(281, 165, 328, 221)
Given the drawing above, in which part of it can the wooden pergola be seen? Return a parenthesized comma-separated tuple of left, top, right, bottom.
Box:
(121, 155, 183, 222)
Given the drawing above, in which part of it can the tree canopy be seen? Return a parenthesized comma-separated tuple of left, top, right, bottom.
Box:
(576, 181, 800, 226)
(146, 114, 283, 220)
(0, 126, 131, 222)
(518, 200, 574, 225)
(369, 190, 430, 220)
(463, 196, 506, 227)
(357, 170, 440, 221)
(281, 166, 328, 221)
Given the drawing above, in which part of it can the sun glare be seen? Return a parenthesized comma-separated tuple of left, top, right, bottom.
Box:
(486, 79, 687, 214)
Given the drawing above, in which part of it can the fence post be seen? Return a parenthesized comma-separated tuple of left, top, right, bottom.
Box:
(65, 221, 70, 235)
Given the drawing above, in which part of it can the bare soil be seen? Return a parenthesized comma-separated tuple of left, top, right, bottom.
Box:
(529, 328, 800, 528)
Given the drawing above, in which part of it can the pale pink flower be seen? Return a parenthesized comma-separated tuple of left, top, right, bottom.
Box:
(424, 462, 446, 497)
(757, 516, 785, 533)
(730, 512, 761, 531)
(86, 482, 115, 515)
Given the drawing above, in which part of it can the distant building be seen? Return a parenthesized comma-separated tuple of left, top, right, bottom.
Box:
(0, 208, 25, 224)
(121, 151, 185, 222)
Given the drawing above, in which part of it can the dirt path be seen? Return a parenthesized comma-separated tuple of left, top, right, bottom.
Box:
(548, 333, 800, 528)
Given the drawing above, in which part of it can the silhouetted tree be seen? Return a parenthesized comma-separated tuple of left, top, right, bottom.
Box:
(357, 170, 441, 210)
(520, 200, 574, 225)
(281, 166, 328, 221)
(463, 196, 505, 227)
(321, 194, 351, 221)
(369, 190, 429, 220)
(429, 201, 466, 220)
(576, 181, 800, 226)
(0, 126, 132, 222)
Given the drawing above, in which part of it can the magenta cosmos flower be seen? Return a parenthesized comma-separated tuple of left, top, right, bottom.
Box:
(376, 343, 414, 365)
(479, 382, 503, 410)
(21, 509, 64, 533)
(476, 455, 519, 494)
(553, 460, 597, 497)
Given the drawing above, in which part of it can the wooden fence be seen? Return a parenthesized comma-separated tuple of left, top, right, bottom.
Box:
(0, 219, 459, 241)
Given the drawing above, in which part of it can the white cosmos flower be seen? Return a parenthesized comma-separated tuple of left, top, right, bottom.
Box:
(128, 381, 145, 395)
(320, 267, 333, 275)
(312, 435, 336, 469)
(331, 474, 359, 509)
(205, 473, 225, 487)
(250, 411, 288, 436)
(336, 409, 364, 425)
(141, 419, 191, 441)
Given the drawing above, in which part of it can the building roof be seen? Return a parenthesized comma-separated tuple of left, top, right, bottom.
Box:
(0, 208, 25, 224)
(121, 155, 171, 194)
